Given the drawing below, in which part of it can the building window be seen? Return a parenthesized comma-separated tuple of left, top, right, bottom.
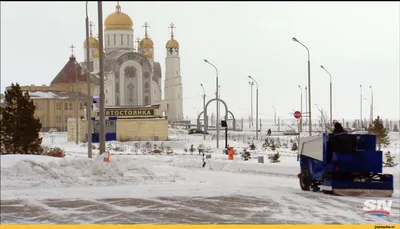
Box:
(64, 103, 68, 110)
(106, 99, 108, 104)
(56, 103, 61, 110)
(69, 103, 73, 110)
(80, 103, 83, 110)
(167, 104, 169, 109)
(114, 34, 116, 45)
(127, 35, 129, 45)
(106, 89, 108, 94)
(144, 96, 149, 105)
(56, 116, 61, 123)
(107, 35, 110, 46)
(144, 82, 149, 91)
(121, 34, 123, 45)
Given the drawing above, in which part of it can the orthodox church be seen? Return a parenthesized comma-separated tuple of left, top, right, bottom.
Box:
(82, 2, 184, 122)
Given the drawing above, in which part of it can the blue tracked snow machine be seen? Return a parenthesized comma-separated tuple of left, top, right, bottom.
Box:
(298, 133, 393, 197)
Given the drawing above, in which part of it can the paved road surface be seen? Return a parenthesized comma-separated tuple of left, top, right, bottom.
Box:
(2, 195, 399, 224)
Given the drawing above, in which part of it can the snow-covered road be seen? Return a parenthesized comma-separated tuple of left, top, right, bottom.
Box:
(1, 154, 399, 224)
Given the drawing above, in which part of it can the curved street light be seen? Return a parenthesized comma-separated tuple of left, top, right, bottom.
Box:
(320, 65, 332, 128)
(293, 37, 312, 136)
(248, 75, 259, 140)
(204, 59, 220, 148)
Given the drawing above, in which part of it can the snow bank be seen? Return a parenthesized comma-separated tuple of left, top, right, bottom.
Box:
(0, 154, 179, 190)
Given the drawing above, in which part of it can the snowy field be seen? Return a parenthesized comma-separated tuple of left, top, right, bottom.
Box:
(1, 129, 400, 224)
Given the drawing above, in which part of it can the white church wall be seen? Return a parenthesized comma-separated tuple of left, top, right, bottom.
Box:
(118, 60, 143, 106)
(105, 30, 134, 52)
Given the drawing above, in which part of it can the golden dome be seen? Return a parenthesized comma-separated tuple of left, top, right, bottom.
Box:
(93, 50, 100, 58)
(84, 37, 99, 49)
(139, 37, 154, 49)
(166, 39, 179, 49)
(143, 50, 153, 58)
(104, 4, 133, 30)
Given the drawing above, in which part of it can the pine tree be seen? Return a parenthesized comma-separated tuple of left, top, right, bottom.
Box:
(0, 83, 43, 154)
(394, 123, 399, 132)
(368, 116, 390, 150)
(345, 121, 350, 128)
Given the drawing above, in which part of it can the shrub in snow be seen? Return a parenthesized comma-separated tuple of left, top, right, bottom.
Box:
(189, 144, 196, 153)
(383, 151, 398, 167)
(291, 141, 298, 151)
(249, 142, 256, 150)
(268, 152, 280, 163)
(42, 147, 65, 158)
(166, 146, 174, 155)
(270, 140, 277, 151)
(183, 146, 188, 153)
(242, 149, 251, 161)
(198, 144, 205, 153)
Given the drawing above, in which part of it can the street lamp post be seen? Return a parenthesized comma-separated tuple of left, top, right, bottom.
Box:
(248, 75, 259, 140)
(249, 81, 254, 126)
(293, 37, 312, 136)
(369, 85, 373, 123)
(360, 85, 363, 129)
(85, 1, 92, 158)
(204, 59, 219, 148)
(97, 1, 106, 154)
(298, 85, 302, 132)
(272, 106, 276, 126)
(305, 86, 308, 129)
(320, 65, 332, 129)
(200, 83, 206, 140)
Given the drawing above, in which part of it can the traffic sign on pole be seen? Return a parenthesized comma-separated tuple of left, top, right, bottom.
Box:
(294, 111, 302, 119)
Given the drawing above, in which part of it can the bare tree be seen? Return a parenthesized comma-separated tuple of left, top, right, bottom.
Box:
(314, 107, 332, 133)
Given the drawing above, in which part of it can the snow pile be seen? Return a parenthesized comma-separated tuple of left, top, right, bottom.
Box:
(0, 154, 182, 189)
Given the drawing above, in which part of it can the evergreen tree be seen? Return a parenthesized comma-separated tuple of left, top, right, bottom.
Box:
(368, 116, 390, 150)
(389, 120, 393, 131)
(1, 83, 42, 154)
(345, 121, 350, 128)
(394, 123, 399, 132)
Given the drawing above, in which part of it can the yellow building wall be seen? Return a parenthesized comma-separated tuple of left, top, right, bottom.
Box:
(116, 119, 168, 141)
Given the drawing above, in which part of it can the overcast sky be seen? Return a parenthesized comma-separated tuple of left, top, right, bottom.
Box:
(1, 1, 399, 121)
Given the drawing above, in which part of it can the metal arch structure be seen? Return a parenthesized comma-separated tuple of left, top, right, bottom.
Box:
(197, 98, 237, 131)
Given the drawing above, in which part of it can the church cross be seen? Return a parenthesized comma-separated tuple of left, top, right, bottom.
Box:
(70, 44, 75, 56)
(89, 21, 94, 37)
(142, 22, 150, 36)
(168, 22, 176, 35)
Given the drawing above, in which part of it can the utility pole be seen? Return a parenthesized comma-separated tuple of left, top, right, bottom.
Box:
(249, 81, 254, 126)
(200, 84, 206, 140)
(320, 65, 333, 129)
(97, 1, 106, 154)
(298, 85, 302, 132)
(305, 86, 308, 129)
(360, 85, 363, 129)
(85, 1, 92, 158)
(369, 85, 373, 123)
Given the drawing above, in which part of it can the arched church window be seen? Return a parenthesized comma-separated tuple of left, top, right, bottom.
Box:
(114, 34, 116, 45)
(107, 35, 110, 46)
(127, 35, 129, 45)
(168, 48, 173, 55)
(144, 82, 149, 92)
(121, 35, 123, 45)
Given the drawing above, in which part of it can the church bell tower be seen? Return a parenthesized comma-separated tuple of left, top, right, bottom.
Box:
(164, 23, 183, 121)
